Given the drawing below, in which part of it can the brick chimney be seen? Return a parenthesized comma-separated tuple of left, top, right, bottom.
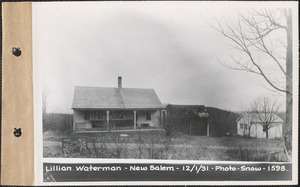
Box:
(118, 76, 122, 88)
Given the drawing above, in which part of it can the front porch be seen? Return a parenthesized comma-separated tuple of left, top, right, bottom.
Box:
(73, 109, 165, 132)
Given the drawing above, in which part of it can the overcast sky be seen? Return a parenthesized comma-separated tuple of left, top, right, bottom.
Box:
(32, 2, 293, 113)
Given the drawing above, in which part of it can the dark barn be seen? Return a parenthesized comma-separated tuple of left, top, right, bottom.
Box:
(206, 107, 240, 137)
(166, 104, 209, 136)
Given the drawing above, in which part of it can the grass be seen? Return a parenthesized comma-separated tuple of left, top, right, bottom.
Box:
(43, 130, 289, 161)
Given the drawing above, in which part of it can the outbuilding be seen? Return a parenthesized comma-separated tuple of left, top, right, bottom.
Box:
(166, 104, 209, 136)
(236, 112, 284, 139)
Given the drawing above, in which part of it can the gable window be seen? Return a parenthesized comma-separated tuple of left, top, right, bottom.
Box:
(116, 111, 123, 119)
(239, 123, 244, 129)
(146, 112, 151, 120)
(84, 111, 90, 121)
(97, 111, 104, 120)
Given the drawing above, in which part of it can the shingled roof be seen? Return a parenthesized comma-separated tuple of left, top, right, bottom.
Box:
(72, 86, 164, 110)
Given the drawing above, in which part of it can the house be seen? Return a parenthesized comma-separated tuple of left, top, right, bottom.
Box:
(166, 104, 209, 136)
(71, 77, 165, 132)
(236, 112, 284, 139)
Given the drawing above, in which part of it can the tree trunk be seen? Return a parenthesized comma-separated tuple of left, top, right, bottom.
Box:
(266, 128, 269, 139)
(286, 8, 293, 150)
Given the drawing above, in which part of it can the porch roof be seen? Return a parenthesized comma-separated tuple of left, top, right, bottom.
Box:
(72, 86, 164, 110)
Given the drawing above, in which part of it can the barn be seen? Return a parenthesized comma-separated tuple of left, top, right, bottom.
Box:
(206, 107, 240, 137)
(166, 104, 209, 136)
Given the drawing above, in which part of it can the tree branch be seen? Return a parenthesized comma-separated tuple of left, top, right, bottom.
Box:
(211, 9, 290, 94)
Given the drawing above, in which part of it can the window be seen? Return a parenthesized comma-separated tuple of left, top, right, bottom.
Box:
(116, 111, 123, 119)
(97, 111, 104, 119)
(84, 111, 90, 121)
(146, 112, 151, 120)
(240, 123, 249, 129)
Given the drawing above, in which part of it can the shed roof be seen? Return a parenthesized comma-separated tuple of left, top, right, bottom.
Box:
(72, 86, 164, 110)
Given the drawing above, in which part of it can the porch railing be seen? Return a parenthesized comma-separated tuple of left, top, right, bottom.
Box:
(75, 119, 159, 132)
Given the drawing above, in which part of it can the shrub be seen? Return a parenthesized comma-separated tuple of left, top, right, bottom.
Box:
(43, 113, 72, 133)
(227, 146, 288, 162)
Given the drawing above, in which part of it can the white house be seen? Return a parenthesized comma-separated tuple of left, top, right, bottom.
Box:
(236, 112, 284, 139)
(71, 77, 165, 132)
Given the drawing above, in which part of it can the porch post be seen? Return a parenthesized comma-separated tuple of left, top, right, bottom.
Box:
(133, 110, 137, 130)
(207, 123, 209, 136)
(106, 110, 110, 131)
(159, 110, 162, 128)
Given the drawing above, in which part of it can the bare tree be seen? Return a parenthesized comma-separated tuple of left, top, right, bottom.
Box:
(250, 96, 281, 139)
(42, 89, 49, 114)
(42, 89, 57, 132)
(43, 113, 57, 132)
(239, 112, 255, 138)
(210, 9, 293, 141)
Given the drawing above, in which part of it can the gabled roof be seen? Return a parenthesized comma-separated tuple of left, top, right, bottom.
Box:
(72, 86, 164, 110)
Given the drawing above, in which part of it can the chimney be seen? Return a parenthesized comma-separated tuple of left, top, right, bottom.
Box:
(118, 76, 122, 88)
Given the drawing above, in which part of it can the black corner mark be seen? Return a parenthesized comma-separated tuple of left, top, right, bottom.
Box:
(14, 128, 22, 137)
(12, 47, 22, 57)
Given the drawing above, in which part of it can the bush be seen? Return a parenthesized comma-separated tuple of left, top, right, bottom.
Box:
(227, 146, 288, 162)
(78, 130, 175, 159)
(43, 113, 72, 133)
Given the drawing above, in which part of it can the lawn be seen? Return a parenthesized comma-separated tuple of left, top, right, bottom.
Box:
(43, 130, 289, 162)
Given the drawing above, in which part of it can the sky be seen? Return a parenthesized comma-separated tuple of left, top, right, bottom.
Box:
(32, 2, 294, 113)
